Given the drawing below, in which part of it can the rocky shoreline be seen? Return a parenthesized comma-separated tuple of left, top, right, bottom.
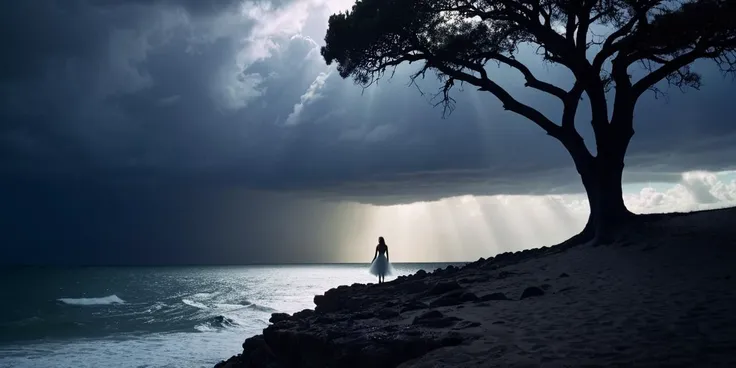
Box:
(215, 208, 736, 367)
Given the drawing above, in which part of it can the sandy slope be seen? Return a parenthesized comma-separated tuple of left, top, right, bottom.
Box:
(216, 207, 736, 367)
(401, 208, 736, 367)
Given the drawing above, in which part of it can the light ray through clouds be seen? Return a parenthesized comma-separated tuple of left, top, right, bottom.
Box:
(341, 170, 736, 263)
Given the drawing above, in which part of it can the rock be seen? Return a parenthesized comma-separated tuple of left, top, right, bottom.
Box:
(520, 286, 545, 299)
(412, 310, 461, 328)
(430, 290, 478, 307)
(377, 308, 400, 320)
(559, 272, 570, 278)
(426, 280, 463, 296)
(313, 294, 326, 307)
(497, 270, 517, 279)
(293, 309, 314, 319)
(352, 311, 374, 320)
(402, 280, 433, 294)
(415, 310, 444, 320)
(452, 320, 481, 330)
(479, 292, 509, 301)
(541, 284, 553, 290)
(400, 300, 429, 313)
(461, 291, 479, 302)
(269, 313, 290, 324)
(415, 269, 427, 278)
(559, 286, 576, 293)
(234, 335, 278, 367)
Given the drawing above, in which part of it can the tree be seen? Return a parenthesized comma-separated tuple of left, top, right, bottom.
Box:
(321, 0, 736, 243)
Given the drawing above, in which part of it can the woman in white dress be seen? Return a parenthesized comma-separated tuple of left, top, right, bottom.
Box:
(369, 236, 392, 284)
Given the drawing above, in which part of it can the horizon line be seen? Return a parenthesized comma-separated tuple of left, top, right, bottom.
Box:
(0, 261, 474, 268)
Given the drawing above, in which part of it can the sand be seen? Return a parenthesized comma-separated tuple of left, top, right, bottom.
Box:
(400, 208, 736, 367)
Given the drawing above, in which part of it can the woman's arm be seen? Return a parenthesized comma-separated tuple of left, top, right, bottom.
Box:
(371, 248, 378, 262)
(386, 248, 389, 263)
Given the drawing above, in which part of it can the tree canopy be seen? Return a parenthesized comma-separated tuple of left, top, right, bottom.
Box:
(322, 0, 736, 140)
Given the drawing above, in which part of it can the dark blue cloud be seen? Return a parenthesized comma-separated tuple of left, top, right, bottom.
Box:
(2, 0, 735, 204)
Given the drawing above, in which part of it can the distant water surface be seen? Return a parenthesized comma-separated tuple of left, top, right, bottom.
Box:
(0, 263, 461, 368)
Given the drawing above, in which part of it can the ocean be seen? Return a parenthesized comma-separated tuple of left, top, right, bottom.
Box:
(0, 263, 459, 368)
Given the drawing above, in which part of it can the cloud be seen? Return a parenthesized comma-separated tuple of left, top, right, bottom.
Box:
(558, 171, 736, 215)
(285, 71, 330, 125)
(157, 94, 182, 106)
(0, 0, 735, 208)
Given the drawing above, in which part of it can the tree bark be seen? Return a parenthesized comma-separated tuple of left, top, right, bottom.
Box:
(578, 155, 635, 244)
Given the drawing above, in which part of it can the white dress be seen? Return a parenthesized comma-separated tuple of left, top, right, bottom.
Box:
(369, 252, 393, 276)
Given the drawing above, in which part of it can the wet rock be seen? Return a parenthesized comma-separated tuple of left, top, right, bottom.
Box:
(520, 286, 545, 299)
(559, 272, 570, 278)
(269, 313, 291, 324)
(293, 309, 314, 319)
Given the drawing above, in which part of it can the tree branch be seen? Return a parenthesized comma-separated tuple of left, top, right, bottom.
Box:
(482, 52, 567, 100)
(562, 81, 585, 130)
(632, 51, 702, 97)
(592, 17, 639, 73)
(432, 58, 564, 139)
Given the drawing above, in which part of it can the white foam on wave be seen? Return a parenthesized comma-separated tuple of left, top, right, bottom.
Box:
(181, 299, 208, 309)
(191, 292, 219, 299)
(58, 295, 125, 306)
(246, 303, 276, 313)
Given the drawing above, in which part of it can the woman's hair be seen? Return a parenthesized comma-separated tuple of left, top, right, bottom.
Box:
(378, 236, 385, 245)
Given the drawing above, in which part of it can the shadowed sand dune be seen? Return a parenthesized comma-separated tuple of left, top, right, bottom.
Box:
(215, 207, 736, 367)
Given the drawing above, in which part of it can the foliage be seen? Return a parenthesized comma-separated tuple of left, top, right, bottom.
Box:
(321, 0, 736, 142)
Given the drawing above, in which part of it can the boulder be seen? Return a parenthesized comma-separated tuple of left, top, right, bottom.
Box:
(520, 286, 545, 299)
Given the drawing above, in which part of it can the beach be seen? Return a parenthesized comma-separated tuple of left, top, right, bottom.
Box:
(216, 207, 736, 367)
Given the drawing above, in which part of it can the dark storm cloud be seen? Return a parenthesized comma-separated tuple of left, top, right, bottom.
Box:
(2, 0, 736, 206)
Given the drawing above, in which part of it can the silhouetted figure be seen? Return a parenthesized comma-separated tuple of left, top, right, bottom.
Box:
(369, 236, 392, 284)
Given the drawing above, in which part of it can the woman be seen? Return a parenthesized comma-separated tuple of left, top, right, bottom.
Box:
(369, 236, 393, 284)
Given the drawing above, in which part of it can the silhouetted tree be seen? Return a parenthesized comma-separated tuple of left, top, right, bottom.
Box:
(321, 0, 736, 242)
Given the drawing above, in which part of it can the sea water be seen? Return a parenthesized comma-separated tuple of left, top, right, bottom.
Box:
(0, 264, 458, 368)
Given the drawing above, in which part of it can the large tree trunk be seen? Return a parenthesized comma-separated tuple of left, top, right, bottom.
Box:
(561, 127, 635, 246)
(577, 156, 634, 244)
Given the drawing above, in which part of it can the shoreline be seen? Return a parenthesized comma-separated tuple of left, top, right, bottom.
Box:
(215, 206, 736, 367)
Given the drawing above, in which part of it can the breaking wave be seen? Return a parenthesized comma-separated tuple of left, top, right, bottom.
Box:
(57, 295, 125, 306)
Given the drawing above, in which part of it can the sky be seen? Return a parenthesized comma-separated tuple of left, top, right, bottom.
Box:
(1, 0, 735, 265)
